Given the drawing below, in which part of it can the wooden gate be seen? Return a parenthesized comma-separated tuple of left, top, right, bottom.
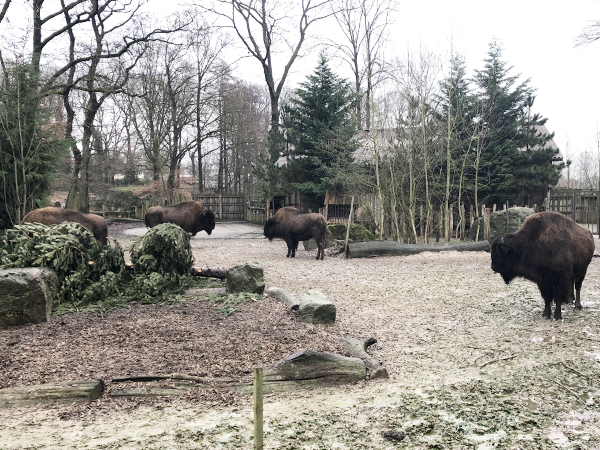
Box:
(548, 188, 599, 234)
(196, 194, 246, 221)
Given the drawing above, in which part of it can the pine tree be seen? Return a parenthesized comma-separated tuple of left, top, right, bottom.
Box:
(0, 63, 67, 228)
(472, 41, 562, 205)
(472, 40, 526, 205)
(284, 51, 359, 210)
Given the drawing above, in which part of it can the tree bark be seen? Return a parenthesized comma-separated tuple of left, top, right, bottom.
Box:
(347, 240, 490, 258)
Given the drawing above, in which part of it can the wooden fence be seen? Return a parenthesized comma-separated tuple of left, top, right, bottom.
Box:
(548, 188, 599, 233)
(196, 194, 246, 221)
(131, 195, 188, 221)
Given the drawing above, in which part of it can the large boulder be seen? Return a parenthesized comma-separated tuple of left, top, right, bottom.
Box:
(467, 207, 535, 242)
(0, 267, 58, 326)
(225, 261, 265, 294)
(298, 289, 336, 324)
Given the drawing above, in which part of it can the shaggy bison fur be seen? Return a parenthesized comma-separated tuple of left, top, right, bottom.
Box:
(263, 206, 328, 260)
(144, 201, 215, 236)
(491, 211, 595, 320)
(22, 207, 108, 245)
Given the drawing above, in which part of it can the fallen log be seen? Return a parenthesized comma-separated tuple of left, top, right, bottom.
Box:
(0, 379, 104, 408)
(340, 337, 388, 380)
(347, 240, 490, 258)
(190, 266, 228, 279)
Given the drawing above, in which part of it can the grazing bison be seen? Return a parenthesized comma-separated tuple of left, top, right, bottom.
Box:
(491, 211, 595, 320)
(144, 201, 215, 236)
(263, 206, 328, 260)
(22, 207, 108, 245)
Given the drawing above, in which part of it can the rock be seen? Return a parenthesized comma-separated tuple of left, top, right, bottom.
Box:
(265, 286, 300, 310)
(0, 267, 59, 327)
(466, 207, 535, 242)
(0, 379, 104, 407)
(264, 349, 366, 384)
(298, 289, 336, 324)
(302, 235, 340, 251)
(225, 262, 265, 294)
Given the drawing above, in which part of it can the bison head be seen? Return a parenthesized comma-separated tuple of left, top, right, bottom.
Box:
(263, 217, 277, 241)
(202, 210, 216, 235)
(490, 234, 520, 284)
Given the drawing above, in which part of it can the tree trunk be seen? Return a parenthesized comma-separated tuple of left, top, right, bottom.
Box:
(347, 240, 490, 259)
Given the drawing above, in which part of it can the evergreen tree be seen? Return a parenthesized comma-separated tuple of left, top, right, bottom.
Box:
(472, 40, 526, 205)
(0, 62, 67, 228)
(511, 95, 563, 202)
(472, 41, 562, 205)
(284, 51, 359, 210)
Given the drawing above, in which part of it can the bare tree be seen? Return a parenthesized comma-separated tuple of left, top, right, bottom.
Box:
(331, 0, 395, 130)
(187, 20, 231, 192)
(204, 0, 335, 129)
(575, 18, 600, 46)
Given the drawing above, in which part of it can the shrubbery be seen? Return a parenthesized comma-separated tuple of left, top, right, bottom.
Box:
(327, 223, 376, 242)
(0, 222, 197, 313)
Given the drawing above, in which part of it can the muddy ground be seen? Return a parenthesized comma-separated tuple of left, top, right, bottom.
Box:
(1, 223, 599, 449)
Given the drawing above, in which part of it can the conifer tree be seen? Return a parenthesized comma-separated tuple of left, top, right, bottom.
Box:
(284, 51, 358, 210)
(471, 41, 562, 205)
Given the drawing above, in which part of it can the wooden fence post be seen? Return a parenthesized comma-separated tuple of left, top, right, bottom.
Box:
(449, 206, 454, 239)
(419, 205, 424, 240)
(344, 196, 355, 255)
(253, 367, 263, 450)
(484, 207, 491, 241)
(460, 203, 465, 240)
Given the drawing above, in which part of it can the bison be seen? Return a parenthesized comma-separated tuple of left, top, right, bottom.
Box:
(263, 206, 328, 260)
(491, 211, 595, 320)
(22, 207, 108, 245)
(144, 201, 215, 236)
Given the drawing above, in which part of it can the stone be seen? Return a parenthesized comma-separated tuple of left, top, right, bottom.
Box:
(467, 207, 536, 242)
(0, 379, 104, 407)
(263, 349, 366, 384)
(298, 289, 336, 324)
(225, 261, 265, 294)
(265, 286, 300, 310)
(0, 267, 58, 327)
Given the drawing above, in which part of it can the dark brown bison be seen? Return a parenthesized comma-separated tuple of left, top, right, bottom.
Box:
(144, 201, 215, 236)
(491, 211, 595, 320)
(263, 206, 328, 260)
(22, 207, 108, 245)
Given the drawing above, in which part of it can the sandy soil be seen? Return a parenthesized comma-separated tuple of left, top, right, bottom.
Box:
(1, 223, 599, 449)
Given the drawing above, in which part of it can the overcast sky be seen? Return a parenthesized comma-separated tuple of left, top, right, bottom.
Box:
(217, 0, 600, 162)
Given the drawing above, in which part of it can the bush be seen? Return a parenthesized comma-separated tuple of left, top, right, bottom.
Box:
(0, 222, 196, 313)
(327, 223, 376, 241)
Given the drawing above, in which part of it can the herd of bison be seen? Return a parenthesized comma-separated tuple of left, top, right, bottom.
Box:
(17, 200, 596, 322)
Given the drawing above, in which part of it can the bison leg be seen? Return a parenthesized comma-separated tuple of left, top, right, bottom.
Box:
(316, 241, 324, 260)
(574, 278, 584, 310)
(538, 284, 554, 319)
(553, 280, 571, 320)
(291, 239, 299, 257)
(284, 236, 294, 257)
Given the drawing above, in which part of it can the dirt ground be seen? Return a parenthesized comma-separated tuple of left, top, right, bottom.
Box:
(1, 223, 600, 449)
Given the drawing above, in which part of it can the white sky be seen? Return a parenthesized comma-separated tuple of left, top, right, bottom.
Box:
(213, 0, 600, 162)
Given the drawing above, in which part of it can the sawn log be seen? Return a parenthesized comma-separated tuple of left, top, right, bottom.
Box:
(347, 240, 490, 258)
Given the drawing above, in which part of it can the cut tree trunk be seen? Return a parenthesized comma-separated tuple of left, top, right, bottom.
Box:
(0, 379, 104, 408)
(347, 240, 490, 259)
(190, 266, 228, 279)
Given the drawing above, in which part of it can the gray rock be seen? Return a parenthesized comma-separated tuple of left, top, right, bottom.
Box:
(467, 207, 535, 242)
(298, 289, 336, 324)
(265, 286, 300, 310)
(302, 236, 340, 251)
(0, 268, 58, 327)
(225, 261, 265, 294)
